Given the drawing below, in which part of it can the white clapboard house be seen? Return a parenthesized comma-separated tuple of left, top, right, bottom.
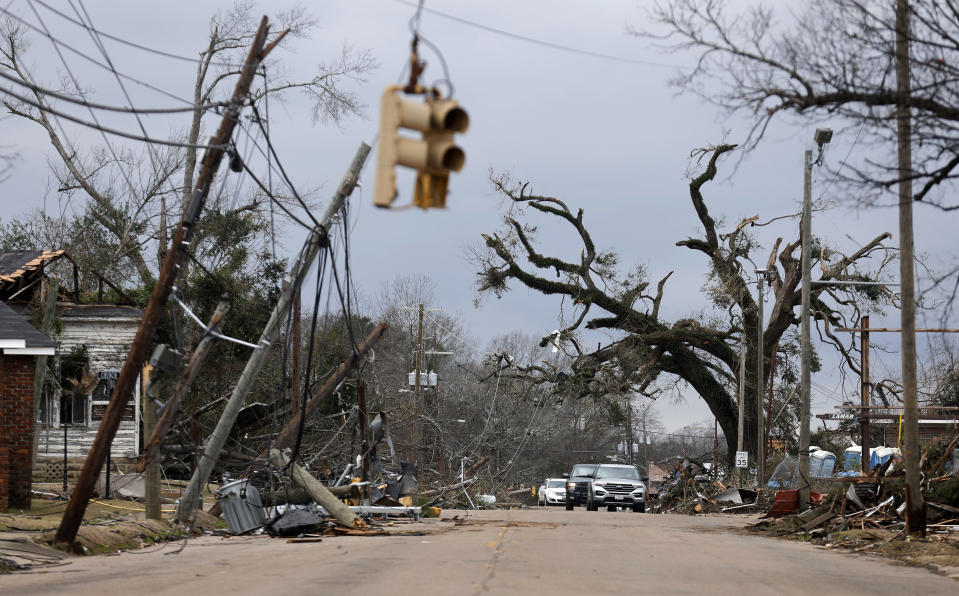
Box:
(0, 250, 144, 479)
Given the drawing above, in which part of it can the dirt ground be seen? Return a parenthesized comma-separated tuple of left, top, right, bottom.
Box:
(747, 510, 959, 578)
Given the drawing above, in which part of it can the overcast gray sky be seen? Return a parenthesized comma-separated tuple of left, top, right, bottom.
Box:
(2, 0, 956, 433)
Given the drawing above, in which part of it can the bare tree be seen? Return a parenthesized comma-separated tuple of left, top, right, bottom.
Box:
(638, 0, 959, 211)
(0, 114, 16, 182)
(472, 144, 895, 460)
(1, 3, 376, 286)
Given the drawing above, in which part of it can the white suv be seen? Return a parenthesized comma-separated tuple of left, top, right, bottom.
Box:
(587, 464, 647, 512)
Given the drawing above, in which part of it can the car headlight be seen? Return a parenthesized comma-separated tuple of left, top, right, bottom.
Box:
(567, 482, 576, 490)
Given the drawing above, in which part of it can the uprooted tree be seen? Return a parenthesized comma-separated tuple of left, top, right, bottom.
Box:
(473, 143, 895, 461)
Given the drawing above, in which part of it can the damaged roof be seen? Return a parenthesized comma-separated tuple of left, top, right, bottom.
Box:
(0, 250, 67, 298)
(0, 249, 66, 280)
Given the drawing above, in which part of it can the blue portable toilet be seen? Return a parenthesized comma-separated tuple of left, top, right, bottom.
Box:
(840, 446, 862, 476)
(869, 446, 901, 470)
(809, 450, 836, 478)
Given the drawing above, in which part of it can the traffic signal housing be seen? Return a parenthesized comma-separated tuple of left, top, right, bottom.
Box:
(373, 85, 469, 209)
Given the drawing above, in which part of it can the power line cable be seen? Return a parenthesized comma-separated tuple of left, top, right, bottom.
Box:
(31, 0, 237, 67)
(249, 104, 322, 229)
(0, 69, 227, 113)
(394, 0, 690, 70)
(237, 157, 314, 232)
(0, 4, 196, 105)
(72, 0, 172, 226)
(0, 83, 224, 149)
(26, 0, 157, 233)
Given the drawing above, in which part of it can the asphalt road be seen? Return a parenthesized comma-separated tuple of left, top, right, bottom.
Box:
(2, 508, 956, 595)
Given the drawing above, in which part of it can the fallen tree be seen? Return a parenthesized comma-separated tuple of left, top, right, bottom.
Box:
(474, 144, 896, 460)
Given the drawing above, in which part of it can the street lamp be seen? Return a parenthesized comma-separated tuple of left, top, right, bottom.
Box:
(799, 127, 832, 508)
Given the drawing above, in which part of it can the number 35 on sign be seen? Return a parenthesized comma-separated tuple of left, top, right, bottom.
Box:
(735, 451, 748, 468)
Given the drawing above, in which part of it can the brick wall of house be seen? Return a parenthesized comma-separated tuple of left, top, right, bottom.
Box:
(0, 354, 36, 511)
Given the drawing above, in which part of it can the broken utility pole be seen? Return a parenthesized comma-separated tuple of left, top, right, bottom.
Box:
(358, 380, 371, 502)
(137, 299, 230, 474)
(269, 449, 363, 528)
(55, 17, 277, 545)
(142, 364, 161, 520)
(206, 322, 388, 518)
(176, 142, 372, 524)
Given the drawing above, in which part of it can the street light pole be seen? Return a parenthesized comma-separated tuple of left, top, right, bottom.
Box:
(800, 128, 832, 510)
(799, 148, 813, 510)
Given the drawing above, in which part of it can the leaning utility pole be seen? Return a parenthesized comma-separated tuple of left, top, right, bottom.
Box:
(137, 300, 230, 473)
(895, 0, 925, 535)
(142, 365, 161, 520)
(799, 148, 813, 510)
(176, 142, 371, 524)
(291, 291, 302, 420)
(205, 322, 388, 519)
(55, 18, 276, 544)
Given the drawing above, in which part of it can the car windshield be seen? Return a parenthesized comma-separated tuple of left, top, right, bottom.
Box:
(547, 480, 565, 488)
(570, 465, 595, 477)
(595, 466, 640, 480)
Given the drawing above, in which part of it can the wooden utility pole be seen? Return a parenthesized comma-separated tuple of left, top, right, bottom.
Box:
(55, 18, 275, 545)
(206, 323, 388, 518)
(358, 380, 370, 502)
(269, 449, 361, 528)
(142, 365, 161, 520)
(291, 291, 302, 419)
(410, 303, 424, 471)
(176, 142, 371, 524)
(895, 0, 925, 535)
(625, 394, 634, 466)
(712, 417, 718, 474)
(756, 272, 766, 487)
(765, 344, 778, 472)
(860, 316, 871, 472)
(640, 405, 649, 471)
(137, 300, 230, 473)
(799, 148, 813, 510)
(736, 342, 745, 485)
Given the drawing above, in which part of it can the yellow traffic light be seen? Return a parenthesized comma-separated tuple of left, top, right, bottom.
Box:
(373, 85, 469, 209)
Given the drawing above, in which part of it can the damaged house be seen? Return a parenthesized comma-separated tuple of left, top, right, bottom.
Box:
(0, 250, 145, 483)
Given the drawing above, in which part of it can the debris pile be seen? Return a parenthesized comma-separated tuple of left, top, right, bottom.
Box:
(749, 435, 959, 572)
(654, 457, 762, 514)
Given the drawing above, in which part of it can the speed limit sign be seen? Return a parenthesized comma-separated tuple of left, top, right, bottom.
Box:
(735, 451, 748, 468)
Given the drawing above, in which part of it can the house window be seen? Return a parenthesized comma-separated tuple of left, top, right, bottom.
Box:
(60, 392, 88, 425)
